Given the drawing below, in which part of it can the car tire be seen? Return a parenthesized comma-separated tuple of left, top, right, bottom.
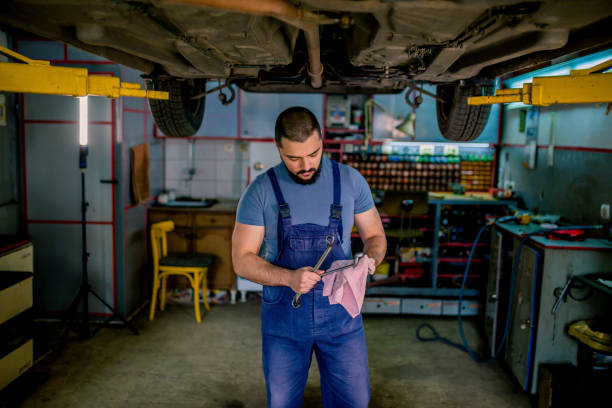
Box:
(148, 78, 206, 137)
(435, 82, 492, 142)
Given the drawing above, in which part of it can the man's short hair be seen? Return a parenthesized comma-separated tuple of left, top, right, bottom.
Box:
(274, 107, 321, 147)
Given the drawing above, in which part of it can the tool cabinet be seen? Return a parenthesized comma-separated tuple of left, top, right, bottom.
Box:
(490, 223, 612, 394)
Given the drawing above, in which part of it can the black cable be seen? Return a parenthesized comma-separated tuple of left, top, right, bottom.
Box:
(416, 323, 467, 352)
(416, 219, 602, 363)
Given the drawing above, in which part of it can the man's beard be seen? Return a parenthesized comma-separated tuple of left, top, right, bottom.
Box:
(286, 162, 322, 185)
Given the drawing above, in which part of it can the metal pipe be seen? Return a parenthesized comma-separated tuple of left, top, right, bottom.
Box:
(167, 0, 326, 88)
(303, 25, 323, 88)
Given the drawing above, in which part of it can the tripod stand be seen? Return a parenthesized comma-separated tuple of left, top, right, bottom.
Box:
(61, 145, 138, 349)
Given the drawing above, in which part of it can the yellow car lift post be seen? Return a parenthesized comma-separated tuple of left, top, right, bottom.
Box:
(0, 45, 168, 100)
(468, 58, 612, 106)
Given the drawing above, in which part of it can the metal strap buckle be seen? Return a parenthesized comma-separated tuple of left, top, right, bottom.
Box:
(279, 203, 291, 218)
(330, 204, 342, 219)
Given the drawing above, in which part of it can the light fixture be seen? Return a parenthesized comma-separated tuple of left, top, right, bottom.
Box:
(364, 98, 416, 147)
(78, 96, 88, 169)
(383, 141, 491, 149)
(79, 96, 88, 146)
(61, 94, 138, 342)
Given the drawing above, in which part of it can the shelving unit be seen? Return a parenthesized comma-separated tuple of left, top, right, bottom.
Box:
(319, 94, 507, 315)
(0, 238, 34, 392)
(362, 193, 515, 315)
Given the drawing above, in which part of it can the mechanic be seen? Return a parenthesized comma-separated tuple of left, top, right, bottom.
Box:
(232, 106, 386, 407)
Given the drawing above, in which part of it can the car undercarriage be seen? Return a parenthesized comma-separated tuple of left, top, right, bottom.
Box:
(1, 0, 611, 139)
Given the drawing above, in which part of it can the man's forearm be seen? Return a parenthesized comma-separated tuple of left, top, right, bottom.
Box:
(233, 252, 293, 287)
(362, 235, 387, 267)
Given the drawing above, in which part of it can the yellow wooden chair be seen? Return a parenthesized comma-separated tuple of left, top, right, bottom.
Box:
(149, 220, 214, 323)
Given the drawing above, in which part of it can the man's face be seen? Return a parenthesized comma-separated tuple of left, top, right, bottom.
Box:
(277, 131, 323, 185)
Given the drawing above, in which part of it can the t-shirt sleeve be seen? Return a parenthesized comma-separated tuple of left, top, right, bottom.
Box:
(236, 177, 266, 226)
(351, 168, 375, 214)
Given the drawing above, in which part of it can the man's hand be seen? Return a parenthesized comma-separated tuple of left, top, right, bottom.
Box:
(366, 255, 376, 273)
(289, 266, 322, 294)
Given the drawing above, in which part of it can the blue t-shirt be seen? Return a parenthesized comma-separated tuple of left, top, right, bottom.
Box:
(236, 157, 374, 262)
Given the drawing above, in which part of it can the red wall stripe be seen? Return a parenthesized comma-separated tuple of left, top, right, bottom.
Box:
(111, 99, 118, 311)
(49, 59, 116, 65)
(237, 88, 242, 138)
(20, 94, 28, 236)
(124, 107, 148, 114)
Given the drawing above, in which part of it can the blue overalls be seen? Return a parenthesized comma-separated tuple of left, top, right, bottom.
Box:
(261, 161, 370, 408)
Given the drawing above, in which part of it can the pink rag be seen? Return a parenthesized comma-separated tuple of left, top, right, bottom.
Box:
(322, 255, 376, 318)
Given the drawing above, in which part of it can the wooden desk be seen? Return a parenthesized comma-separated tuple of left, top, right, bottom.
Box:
(148, 201, 237, 290)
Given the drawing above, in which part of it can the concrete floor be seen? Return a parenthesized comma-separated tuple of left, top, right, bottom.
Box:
(7, 297, 532, 407)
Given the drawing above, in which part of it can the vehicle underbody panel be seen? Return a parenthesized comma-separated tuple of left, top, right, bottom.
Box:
(0, 0, 611, 92)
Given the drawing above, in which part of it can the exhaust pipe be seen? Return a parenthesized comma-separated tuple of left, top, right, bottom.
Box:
(168, 0, 329, 88)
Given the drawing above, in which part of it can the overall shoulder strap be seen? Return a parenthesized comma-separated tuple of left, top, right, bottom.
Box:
(329, 160, 343, 242)
(267, 168, 292, 247)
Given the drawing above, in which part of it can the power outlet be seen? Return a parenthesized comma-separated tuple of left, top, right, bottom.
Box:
(601, 203, 611, 220)
(224, 142, 234, 153)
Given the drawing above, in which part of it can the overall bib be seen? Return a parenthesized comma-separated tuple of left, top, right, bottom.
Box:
(261, 161, 370, 408)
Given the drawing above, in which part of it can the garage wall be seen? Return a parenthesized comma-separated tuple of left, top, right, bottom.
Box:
(0, 31, 20, 235)
(163, 90, 326, 198)
(373, 84, 499, 144)
(499, 49, 612, 225)
(163, 84, 499, 199)
(14, 37, 161, 317)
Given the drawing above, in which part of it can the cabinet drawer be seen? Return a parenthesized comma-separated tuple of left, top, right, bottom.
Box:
(149, 212, 191, 227)
(0, 244, 33, 272)
(441, 299, 481, 316)
(362, 297, 401, 314)
(0, 273, 33, 325)
(0, 338, 33, 391)
(401, 298, 442, 315)
(195, 213, 235, 228)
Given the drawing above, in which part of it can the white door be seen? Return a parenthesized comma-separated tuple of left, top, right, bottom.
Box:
(248, 141, 281, 185)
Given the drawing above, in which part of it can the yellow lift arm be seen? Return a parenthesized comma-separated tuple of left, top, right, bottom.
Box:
(0, 45, 168, 100)
(468, 58, 612, 106)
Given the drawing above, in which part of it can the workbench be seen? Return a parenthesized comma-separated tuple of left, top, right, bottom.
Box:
(148, 200, 238, 291)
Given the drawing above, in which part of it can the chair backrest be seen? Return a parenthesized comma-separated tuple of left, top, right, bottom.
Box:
(150, 220, 175, 267)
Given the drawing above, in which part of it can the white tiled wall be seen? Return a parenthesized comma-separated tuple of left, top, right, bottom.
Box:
(164, 139, 249, 199)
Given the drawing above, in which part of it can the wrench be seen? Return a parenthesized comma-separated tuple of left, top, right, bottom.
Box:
(320, 252, 365, 277)
(292, 235, 335, 309)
